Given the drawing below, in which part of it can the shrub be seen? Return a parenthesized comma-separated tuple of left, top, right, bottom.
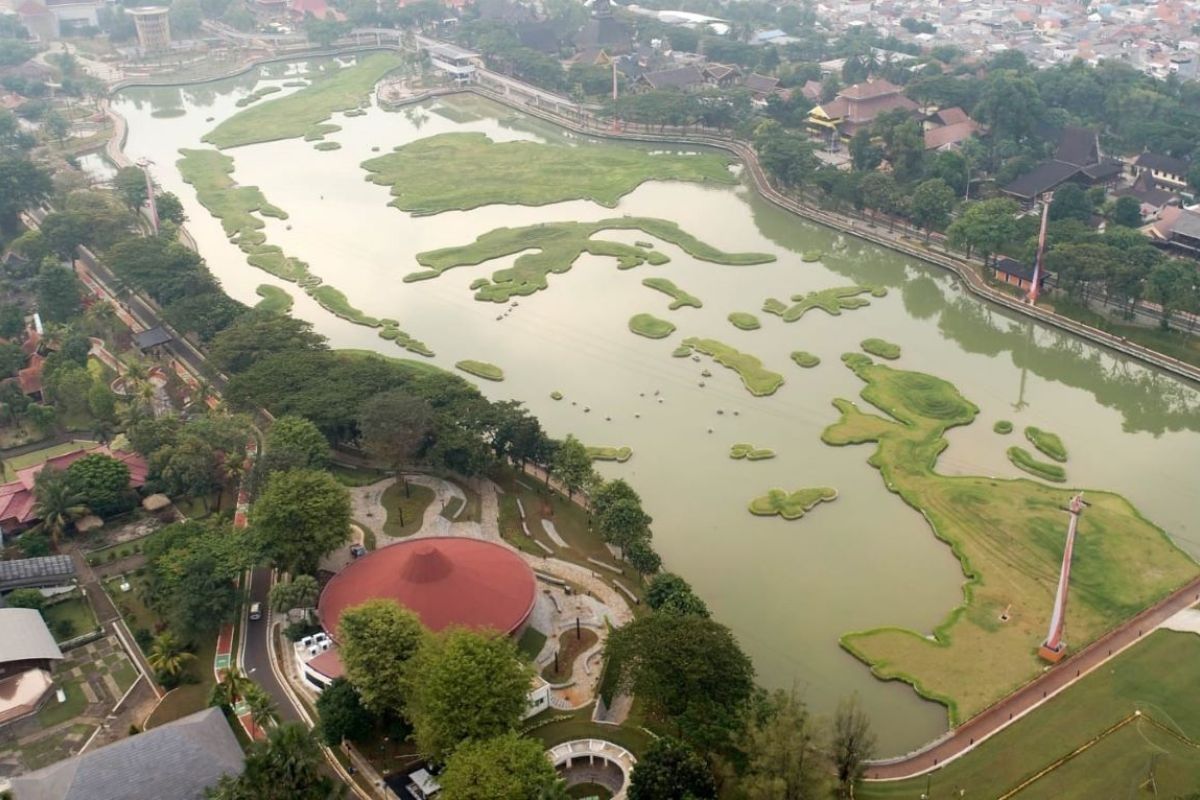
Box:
(134, 627, 154, 651)
(53, 618, 76, 639)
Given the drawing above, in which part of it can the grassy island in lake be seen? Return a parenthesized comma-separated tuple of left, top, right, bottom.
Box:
(762, 285, 883, 323)
(255, 284, 292, 313)
(730, 443, 775, 460)
(1025, 426, 1068, 462)
(1007, 446, 1067, 482)
(629, 313, 676, 339)
(749, 486, 837, 519)
(455, 360, 504, 381)
(729, 312, 761, 331)
(790, 351, 820, 368)
(642, 277, 702, 310)
(678, 337, 784, 397)
(411, 218, 773, 303)
(361, 131, 737, 215)
(860, 338, 901, 359)
(586, 446, 633, 463)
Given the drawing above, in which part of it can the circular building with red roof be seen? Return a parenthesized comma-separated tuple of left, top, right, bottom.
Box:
(318, 537, 537, 639)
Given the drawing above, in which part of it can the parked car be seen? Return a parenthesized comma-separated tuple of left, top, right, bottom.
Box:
(350, 544, 367, 559)
(249, 602, 262, 621)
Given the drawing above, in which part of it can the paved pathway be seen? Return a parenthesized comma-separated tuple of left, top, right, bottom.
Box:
(866, 575, 1200, 780)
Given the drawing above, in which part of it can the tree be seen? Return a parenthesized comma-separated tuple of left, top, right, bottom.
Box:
(235, 722, 332, 800)
(156, 192, 186, 224)
(169, 0, 202, 34)
(336, 599, 425, 715)
(244, 683, 280, 739)
(908, 179, 956, 241)
(945, 197, 1019, 264)
(0, 304, 24, 339)
(858, 172, 897, 222)
(551, 435, 594, 499)
(148, 631, 195, 682)
(210, 666, 253, 711)
(848, 129, 882, 172)
(627, 737, 716, 800)
(1189, 162, 1200, 196)
(269, 575, 319, 615)
(150, 435, 221, 502)
(358, 389, 434, 479)
(0, 341, 23, 377)
(35, 261, 83, 324)
(739, 688, 827, 799)
(1048, 182, 1093, 222)
(315, 677, 376, 745)
(0, 155, 51, 227)
(32, 468, 89, 548)
(6, 588, 45, 610)
(88, 382, 117, 424)
(646, 573, 709, 617)
(1146, 259, 1194, 330)
(605, 613, 754, 751)
(65, 453, 131, 517)
(44, 363, 91, 418)
(597, 497, 651, 555)
(831, 694, 877, 797)
(304, 15, 347, 46)
(208, 311, 328, 375)
(114, 166, 149, 210)
(591, 479, 640, 518)
(252, 469, 350, 573)
(439, 732, 562, 800)
(1111, 195, 1143, 229)
(625, 538, 661, 577)
(265, 416, 328, 469)
(406, 628, 532, 762)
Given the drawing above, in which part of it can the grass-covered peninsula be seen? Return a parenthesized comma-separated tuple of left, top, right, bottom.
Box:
(203, 52, 403, 148)
(586, 446, 633, 463)
(454, 360, 504, 381)
(361, 131, 737, 215)
(823, 353, 1197, 724)
(254, 284, 292, 313)
(410, 218, 773, 303)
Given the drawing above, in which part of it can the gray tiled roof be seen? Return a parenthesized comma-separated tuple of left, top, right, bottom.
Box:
(0, 608, 62, 664)
(0, 555, 75, 588)
(9, 708, 244, 800)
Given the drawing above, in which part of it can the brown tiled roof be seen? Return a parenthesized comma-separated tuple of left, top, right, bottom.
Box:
(925, 120, 979, 150)
(840, 78, 903, 100)
(935, 106, 970, 125)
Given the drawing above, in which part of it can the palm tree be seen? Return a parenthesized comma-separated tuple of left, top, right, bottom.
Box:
(33, 469, 89, 549)
(242, 722, 332, 800)
(147, 631, 194, 681)
(244, 683, 279, 740)
(210, 666, 253, 711)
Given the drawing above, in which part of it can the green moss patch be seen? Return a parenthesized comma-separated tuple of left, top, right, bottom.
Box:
(993, 420, 1013, 435)
(178, 147, 430, 357)
(682, 337, 783, 397)
(1025, 426, 1068, 462)
(790, 351, 820, 368)
(455, 360, 504, 381)
(1007, 446, 1067, 482)
(749, 486, 837, 519)
(642, 277, 702, 310)
(411, 218, 773, 303)
(585, 446, 632, 463)
(762, 285, 881, 323)
(824, 356, 1196, 723)
(728, 312, 761, 331)
(629, 313, 676, 339)
(204, 52, 404, 148)
(860, 337, 901, 359)
(361, 131, 737, 215)
(730, 443, 775, 460)
(254, 284, 292, 313)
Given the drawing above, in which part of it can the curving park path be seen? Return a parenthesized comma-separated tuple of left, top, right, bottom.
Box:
(865, 574, 1200, 781)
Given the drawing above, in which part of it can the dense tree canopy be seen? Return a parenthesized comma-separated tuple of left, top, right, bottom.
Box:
(251, 468, 350, 573)
(315, 677, 377, 746)
(438, 732, 562, 800)
(628, 737, 716, 800)
(336, 598, 426, 715)
(65, 453, 132, 517)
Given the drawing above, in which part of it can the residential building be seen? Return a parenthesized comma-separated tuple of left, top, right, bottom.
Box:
(1132, 152, 1191, 191)
(426, 43, 479, 85)
(0, 443, 148, 532)
(807, 78, 918, 138)
(1003, 127, 1123, 204)
(1148, 206, 1200, 256)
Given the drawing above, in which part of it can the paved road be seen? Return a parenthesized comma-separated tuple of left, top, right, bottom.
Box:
(241, 567, 303, 724)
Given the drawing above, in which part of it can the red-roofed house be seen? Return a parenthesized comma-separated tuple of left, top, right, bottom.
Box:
(287, 0, 345, 22)
(0, 443, 148, 531)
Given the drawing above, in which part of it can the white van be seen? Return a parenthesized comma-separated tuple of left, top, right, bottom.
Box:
(249, 602, 262, 621)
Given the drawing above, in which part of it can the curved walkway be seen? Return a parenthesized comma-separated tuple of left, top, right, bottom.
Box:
(866, 574, 1200, 780)
(547, 739, 636, 800)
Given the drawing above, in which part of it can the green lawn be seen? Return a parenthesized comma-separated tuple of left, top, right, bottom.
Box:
(410, 217, 773, 303)
(144, 630, 216, 729)
(860, 630, 1200, 799)
(329, 463, 389, 487)
(361, 131, 737, 215)
(87, 526, 168, 564)
(517, 626, 547, 661)
(37, 680, 87, 728)
(525, 706, 656, 758)
(17, 723, 97, 770)
(676, 337, 785, 397)
(381, 481, 435, 538)
(204, 52, 405, 148)
(824, 355, 1198, 723)
(42, 595, 99, 641)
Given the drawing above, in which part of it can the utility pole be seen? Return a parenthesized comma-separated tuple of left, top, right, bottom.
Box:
(1027, 191, 1052, 305)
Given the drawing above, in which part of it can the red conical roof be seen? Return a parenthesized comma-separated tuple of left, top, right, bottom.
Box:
(318, 537, 536, 639)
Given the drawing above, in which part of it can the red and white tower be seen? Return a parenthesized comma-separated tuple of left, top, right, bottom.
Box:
(1039, 493, 1086, 663)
